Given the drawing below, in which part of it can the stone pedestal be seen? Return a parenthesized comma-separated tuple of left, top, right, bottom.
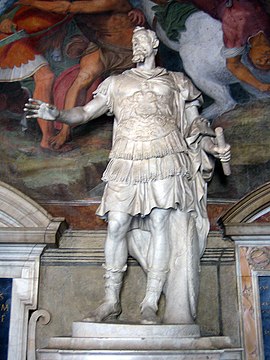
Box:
(37, 322, 242, 359)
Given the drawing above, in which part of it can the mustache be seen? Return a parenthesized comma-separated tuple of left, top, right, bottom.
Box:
(132, 53, 145, 63)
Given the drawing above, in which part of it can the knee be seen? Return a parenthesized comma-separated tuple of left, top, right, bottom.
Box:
(108, 219, 124, 238)
(107, 214, 130, 240)
(149, 209, 170, 232)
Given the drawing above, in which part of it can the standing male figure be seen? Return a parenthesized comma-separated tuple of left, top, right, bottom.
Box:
(25, 27, 230, 325)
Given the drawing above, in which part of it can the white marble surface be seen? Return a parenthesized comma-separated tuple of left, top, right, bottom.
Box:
(38, 322, 242, 359)
(38, 349, 242, 360)
(72, 322, 201, 338)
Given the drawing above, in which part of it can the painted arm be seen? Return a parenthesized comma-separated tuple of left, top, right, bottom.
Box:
(18, 0, 132, 14)
(0, 18, 16, 33)
(226, 56, 270, 92)
(17, 1, 71, 13)
(0, 5, 19, 33)
(128, 8, 146, 26)
(69, 0, 132, 14)
(24, 94, 109, 125)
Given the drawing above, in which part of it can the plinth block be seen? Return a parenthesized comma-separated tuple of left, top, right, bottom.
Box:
(38, 322, 242, 359)
(72, 322, 201, 338)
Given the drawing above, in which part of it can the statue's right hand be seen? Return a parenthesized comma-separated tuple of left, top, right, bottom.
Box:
(0, 19, 16, 34)
(24, 99, 60, 121)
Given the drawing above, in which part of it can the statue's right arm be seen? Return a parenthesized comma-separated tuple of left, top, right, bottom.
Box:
(58, 94, 109, 125)
(25, 94, 109, 125)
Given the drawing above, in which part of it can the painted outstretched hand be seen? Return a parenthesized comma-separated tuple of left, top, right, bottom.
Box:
(24, 99, 60, 121)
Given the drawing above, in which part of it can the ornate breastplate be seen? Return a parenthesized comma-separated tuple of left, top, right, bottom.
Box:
(116, 90, 177, 141)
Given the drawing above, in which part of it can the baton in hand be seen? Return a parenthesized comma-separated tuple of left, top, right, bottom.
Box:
(215, 127, 231, 176)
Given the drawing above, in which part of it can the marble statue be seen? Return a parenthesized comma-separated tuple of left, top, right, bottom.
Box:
(25, 27, 231, 325)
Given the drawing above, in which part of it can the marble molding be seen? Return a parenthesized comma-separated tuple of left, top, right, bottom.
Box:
(0, 244, 46, 360)
(236, 245, 270, 360)
(0, 181, 66, 360)
(218, 182, 270, 360)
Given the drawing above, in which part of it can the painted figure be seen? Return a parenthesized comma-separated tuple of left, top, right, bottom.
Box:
(19, 0, 145, 150)
(0, 3, 71, 150)
(25, 27, 231, 324)
(141, 0, 270, 118)
(181, 0, 270, 89)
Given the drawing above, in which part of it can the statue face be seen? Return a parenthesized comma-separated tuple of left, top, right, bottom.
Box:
(132, 32, 154, 63)
(249, 45, 270, 70)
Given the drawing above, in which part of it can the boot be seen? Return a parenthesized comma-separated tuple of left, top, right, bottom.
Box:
(140, 269, 167, 324)
(83, 265, 126, 322)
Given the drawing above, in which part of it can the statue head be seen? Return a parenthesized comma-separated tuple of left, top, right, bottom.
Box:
(132, 27, 159, 64)
(249, 32, 270, 71)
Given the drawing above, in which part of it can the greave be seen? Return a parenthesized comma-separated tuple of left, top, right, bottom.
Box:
(103, 264, 127, 303)
(140, 269, 168, 324)
(83, 264, 126, 322)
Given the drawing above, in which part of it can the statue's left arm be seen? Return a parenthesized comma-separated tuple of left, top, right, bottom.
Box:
(172, 71, 231, 172)
(185, 102, 231, 164)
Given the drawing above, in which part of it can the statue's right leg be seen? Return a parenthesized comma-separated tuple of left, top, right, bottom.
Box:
(83, 211, 132, 322)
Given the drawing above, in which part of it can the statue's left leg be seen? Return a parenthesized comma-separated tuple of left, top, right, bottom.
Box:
(140, 208, 171, 324)
(140, 269, 168, 324)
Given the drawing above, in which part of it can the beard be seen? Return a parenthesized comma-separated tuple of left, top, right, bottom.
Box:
(132, 49, 147, 63)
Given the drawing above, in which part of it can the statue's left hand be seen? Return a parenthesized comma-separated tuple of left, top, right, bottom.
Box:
(24, 99, 60, 121)
(213, 143, 231, 162)
(201, 138, 231, 161)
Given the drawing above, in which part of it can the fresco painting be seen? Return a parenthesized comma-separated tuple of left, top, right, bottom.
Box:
(0, 0, 269, 202)
(142, 0, 270, 118)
